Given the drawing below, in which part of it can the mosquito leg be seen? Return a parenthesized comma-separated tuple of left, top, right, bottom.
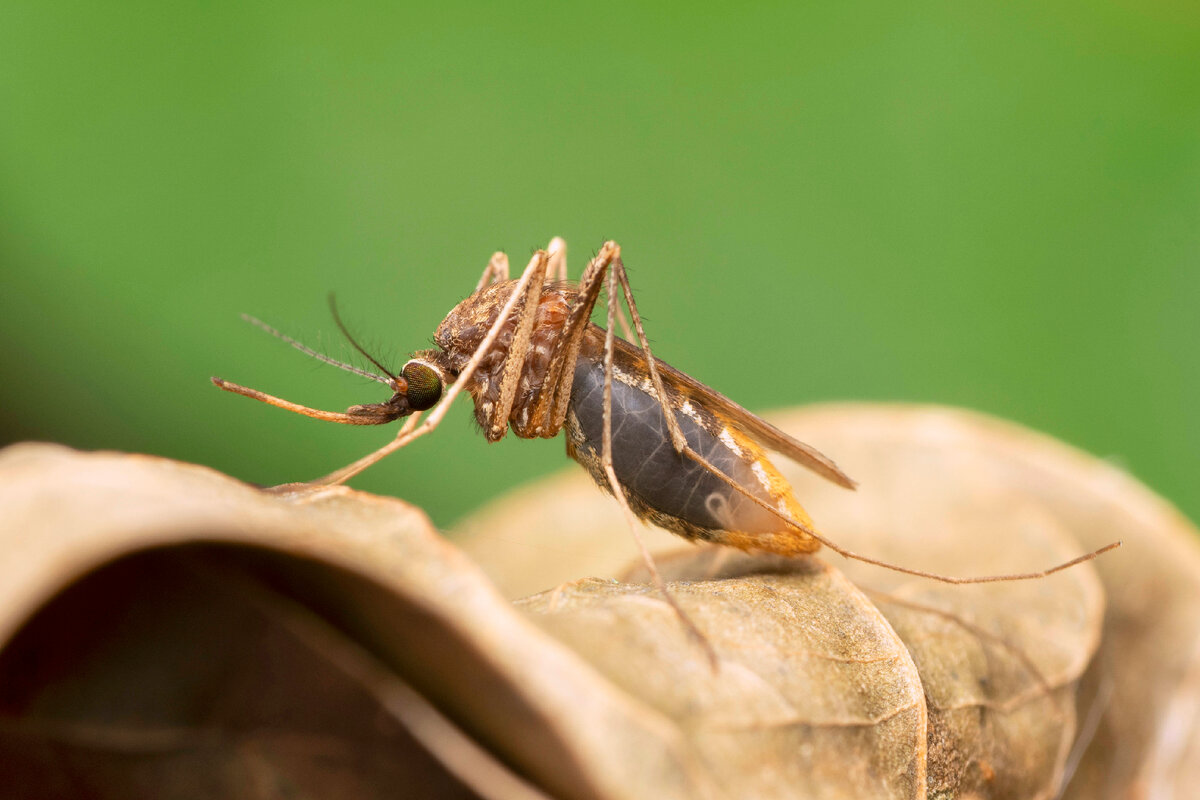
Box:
(534, 239, 665, 436)
(568, 242, 630, 338)
(609, 256, 811, 548)
(475, 251, 511, 292)
(317, 251, 552, 485)
(318, 411, 423, 484)
(614, 305, 635, 343)
(607, 258, 1122, 582)
(519, 240, 637, 438)
(598, 257, 719, 669)
(486, 251, 549, 439)
(547, 237, 568, 283)
(610, 257, 690, 454)
(676, 432, 1120, 582)
(521, 242, 615, 437)
(544, 235, 617, 346)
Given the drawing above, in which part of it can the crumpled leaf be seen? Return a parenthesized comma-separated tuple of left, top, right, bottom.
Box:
(1, 404, 1197, 799)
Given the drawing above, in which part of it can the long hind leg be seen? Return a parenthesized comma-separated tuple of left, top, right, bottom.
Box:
(595, 253, 717, 666)
(605, 258, 1120, 584)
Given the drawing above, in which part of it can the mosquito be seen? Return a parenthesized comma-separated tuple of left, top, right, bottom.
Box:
(213, 238, 1119, 656)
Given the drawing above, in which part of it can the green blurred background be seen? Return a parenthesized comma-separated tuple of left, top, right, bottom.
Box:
(1, 1, 1196, 530)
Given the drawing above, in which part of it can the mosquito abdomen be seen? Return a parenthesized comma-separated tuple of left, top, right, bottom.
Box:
(564, 355, 819, 555)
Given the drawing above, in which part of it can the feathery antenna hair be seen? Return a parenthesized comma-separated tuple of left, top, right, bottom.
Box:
(240, 312, 394, 387)
(327, 293, 397, 380)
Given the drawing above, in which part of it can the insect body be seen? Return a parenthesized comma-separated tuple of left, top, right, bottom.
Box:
(420, 278, 849, 557)
(213, 238, 1118, 597)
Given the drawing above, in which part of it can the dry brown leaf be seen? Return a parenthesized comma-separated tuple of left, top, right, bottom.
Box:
(1, 403, 1196, 799)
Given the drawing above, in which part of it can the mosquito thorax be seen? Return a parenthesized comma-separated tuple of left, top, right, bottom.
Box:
(433, 280, 577, 440)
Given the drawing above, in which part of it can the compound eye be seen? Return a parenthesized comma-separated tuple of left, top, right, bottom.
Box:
(402, 361, 442, 410)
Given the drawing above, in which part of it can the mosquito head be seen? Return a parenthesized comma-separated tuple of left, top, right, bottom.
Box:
(213, 309, 456, 426)
(383, 357, 445, 414)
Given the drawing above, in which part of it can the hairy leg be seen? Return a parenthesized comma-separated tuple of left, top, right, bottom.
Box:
(596, 247, 718, 667)
(475, 250, 511, 291)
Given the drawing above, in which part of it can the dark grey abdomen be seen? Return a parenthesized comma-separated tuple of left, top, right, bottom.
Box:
(566, 357, 783, 537)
